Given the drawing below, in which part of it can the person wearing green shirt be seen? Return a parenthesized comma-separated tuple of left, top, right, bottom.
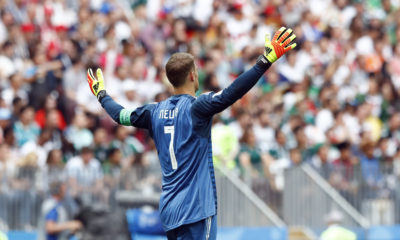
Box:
(211, 117, 239, 170)
(0, 231, 7, 240)
(321, 210, 357, 240)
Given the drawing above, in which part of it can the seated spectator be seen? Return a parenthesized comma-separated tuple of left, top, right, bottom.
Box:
(235, 128, 267, 183)
(253, 110, 275, 153)
(12, 152, 40, 229)
(20, 128, 54, 168)
(310, 144, 333, 178)
(92, 128, 109, 164)
(0, 231, 7, 240)
(117, 79, 141, 110)
(35, 94, 67, 130)
(359, 141, 383, 197)
(1, 73, 28, 107)
(269, 128, 290, 161)
(38, 181, 82, 240)
(289, 148, 303, 166)
(102, 148, 123, 206)
(0, 143, 18, 229)
(66, 147, 103, 200)
(320, 210, 356, 240)
(13, 105, 40, 147)
(110, 125, 144, 167)
(103, 148, 122, 180)
(41, 149, 66, 192)
(211, 116, 239, 170)
(64, 112, 93, 151)
(228, 109, 252, 139)
(330, 142, 359, 205)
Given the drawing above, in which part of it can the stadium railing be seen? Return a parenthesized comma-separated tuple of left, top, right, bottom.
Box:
(282, 164, 370, 228)
(215, 166, 286, 227)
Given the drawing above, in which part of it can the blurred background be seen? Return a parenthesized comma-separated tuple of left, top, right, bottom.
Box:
(1, 0, 400, 239)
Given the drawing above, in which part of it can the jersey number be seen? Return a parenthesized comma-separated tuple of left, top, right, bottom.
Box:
(164, 126, 177, 170)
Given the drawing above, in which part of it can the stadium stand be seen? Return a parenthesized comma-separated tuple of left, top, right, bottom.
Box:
(1, 0, 400, 239)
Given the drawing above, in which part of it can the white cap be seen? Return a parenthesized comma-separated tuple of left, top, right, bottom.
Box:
(122, 79, 137, 92)
(324, 210, 344, 224)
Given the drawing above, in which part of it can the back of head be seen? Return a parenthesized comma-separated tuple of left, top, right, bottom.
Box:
(49, 180, 65, 198)
(165, 53, 194, 88)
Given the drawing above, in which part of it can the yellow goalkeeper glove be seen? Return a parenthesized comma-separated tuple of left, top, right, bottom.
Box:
(87, 68, 106, 101)
(264, 27, 297, 64)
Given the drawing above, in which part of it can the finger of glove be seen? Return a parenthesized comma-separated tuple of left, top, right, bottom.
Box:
(282, 34, 296, 48)
(284, 42, 297, 51)
(264, 33, 271, 45)
(272, 27, 286, 42)
(96, 68, 104, 82)
(277, 28, 292, 44)
(87, 69, 96, 94)
(88, 69, 97, 82)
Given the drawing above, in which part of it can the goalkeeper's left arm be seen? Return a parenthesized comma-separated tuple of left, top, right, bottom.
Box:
(191, 27, 297, 118)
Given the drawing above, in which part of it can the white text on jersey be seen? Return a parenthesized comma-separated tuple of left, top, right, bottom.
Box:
(159, 108, 179, 119)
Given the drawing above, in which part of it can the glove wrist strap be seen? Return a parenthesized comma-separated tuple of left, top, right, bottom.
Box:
(256, 55, 272, 70)
(97, 90, 107, 102)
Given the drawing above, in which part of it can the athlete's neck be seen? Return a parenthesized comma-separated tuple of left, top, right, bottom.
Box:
(174, 86, 196, 96)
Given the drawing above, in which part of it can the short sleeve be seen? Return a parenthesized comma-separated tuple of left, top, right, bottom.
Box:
(45, 208, 58, 222)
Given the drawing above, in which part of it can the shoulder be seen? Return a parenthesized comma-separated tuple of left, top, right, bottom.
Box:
(90, 159, 101, 169)
(66, 156, 82, 168)
(137, 102, 159, 116)
(42, 198, 58, 214)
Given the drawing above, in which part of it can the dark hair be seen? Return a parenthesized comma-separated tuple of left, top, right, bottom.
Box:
(240, 127, 254, 144)
(80, 146, 93, 155)
(165, 53, 195, 88)
(46, 149, 62, 165)
(49, 181, 64, 196)
(107, 147, 120, 158)
(18, 104, 33, 115)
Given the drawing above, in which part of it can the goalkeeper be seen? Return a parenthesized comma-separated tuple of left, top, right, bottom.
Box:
(87, 27, 296, 240)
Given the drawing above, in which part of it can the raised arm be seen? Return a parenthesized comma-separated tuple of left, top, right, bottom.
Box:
(87, 69, 155, 129)
(192, 27, 296, 118)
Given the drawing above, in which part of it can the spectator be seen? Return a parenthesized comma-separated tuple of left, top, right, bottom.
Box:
(12, 152, 40, 229)
(35, 94, 66, 130)
(41, 149, 66, 192)
(330, 142, 359, 204)
(289, 148, 303, 166)
(38, 181, 82, 240)
(235, 128, 268, 183)
(229, 109, 252, 139)
(1, 73, 27, 107)
(320, 210, 356, 240)
(92, 128, 109, 164)
(0, 143, 17, 229)
(359, 141, 383, 197)
(310, 144, 333, 178)
(13, 105, 40, 147)
(20, 128, 54, 168)
(253, 110, 275, 153)
(117, 79, 141, 110)
(0, 231, 7, 240)
(64, 112, 93, 151)
(102, 147, 123, 207)
(66, 147, 103, 200)
(110, 125, 144, 167)
(102, 148, 122, 181)
(211, 116, 239, 170)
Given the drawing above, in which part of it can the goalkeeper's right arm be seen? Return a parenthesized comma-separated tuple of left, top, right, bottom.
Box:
(87, 68, 155, 129)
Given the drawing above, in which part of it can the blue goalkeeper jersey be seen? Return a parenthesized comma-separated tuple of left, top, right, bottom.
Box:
(99, 62, 270, 231)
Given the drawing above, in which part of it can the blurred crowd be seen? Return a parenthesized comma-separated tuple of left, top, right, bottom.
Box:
(1, 0, 400, 230)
